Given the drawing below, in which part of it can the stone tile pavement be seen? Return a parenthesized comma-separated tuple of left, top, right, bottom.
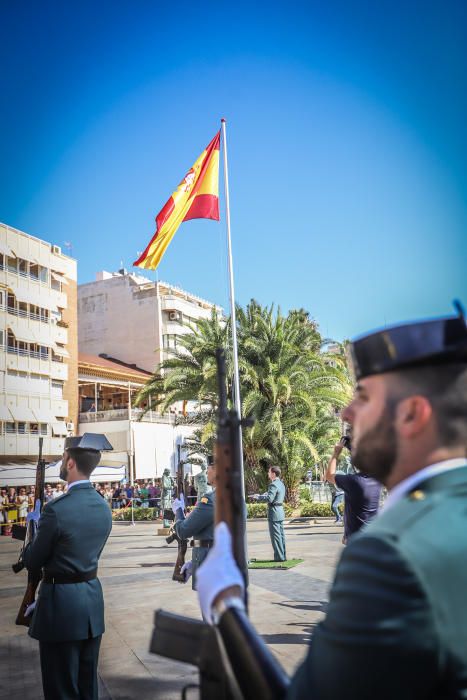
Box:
(0, 518, 344, 699)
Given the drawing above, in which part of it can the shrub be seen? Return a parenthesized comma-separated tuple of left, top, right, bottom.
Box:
(299, 502, 334, 517)
(246, 503, 268, 519)
(112, 507, 158, 521)
(298, 484, 312, 502)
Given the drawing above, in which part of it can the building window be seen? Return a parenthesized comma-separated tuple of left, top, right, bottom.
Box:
(163, 334, 178, 349)
(39, 266, 48, 284)
(7, 256, 17, 273)
(40, 423, 48, 435)
(18, 258, 28, 277)
(51, 380, 64, 398)
(5, 422, 15, 434)
(17, 422, 26, 434)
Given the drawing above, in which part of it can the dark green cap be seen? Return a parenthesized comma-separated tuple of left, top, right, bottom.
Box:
(349, 304, 467, 380)
(64, 433, 113, 452)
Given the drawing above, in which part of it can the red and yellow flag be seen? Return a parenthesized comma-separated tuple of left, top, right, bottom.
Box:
(134, 131, 221, 270)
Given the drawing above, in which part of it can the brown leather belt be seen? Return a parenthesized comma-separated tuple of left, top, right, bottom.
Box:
(43, 569, 97, 584)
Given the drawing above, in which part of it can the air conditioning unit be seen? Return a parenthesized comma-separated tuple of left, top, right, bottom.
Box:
(66, 422, 74, 431)
(169, 311, 181, 322)
(52, 245, 62, 255)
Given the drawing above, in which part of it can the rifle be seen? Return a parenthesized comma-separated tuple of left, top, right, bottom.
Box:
(150, 348, 249, 698)
(12, 437, 46, 626)
(170, 446, 188, 583)
(214, 348, 249, 601)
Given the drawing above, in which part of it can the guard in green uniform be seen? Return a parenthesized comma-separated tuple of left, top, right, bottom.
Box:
(173, 456, 215, 589)
(267, 466, 286, 561)
(196, 304, 467, 699)
(24, 433, 113, 700)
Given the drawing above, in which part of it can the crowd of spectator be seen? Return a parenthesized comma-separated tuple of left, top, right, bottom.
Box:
(0, 476, 200, 534)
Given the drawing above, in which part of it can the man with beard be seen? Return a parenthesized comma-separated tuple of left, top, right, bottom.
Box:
(23, 434, 113, 700)
(195, 307, 467, 699)
(325, 436, 381, 542)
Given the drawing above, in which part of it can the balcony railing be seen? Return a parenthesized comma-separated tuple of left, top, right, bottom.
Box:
(79, 409, 177, 424)
(1, 303, 49, 324)
(0, 262, 49, 285)
(7, 345, 49, 360)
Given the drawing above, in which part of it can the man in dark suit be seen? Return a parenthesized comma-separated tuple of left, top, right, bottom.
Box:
(24, 433, 113, 700)
(196, 306, 467, 699)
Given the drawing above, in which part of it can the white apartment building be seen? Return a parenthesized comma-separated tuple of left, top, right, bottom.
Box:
(77, 270, 220, 480)
(78, 269, 222, 374)
(0, 222, 78, 481)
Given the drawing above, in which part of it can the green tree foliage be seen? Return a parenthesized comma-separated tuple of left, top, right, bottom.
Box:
(134, 301, 352, 502)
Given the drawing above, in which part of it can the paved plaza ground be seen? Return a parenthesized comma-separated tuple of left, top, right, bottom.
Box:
(0, 518, 344, 699)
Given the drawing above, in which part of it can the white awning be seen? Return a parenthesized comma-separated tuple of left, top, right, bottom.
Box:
(0, 462, 62, 486)
(32, 408, 57, 423)
(0, 240, 15, 257)
(7, 323, 37, 344)
(8, 406, 37, 422)
(33, 326, 53, 345)
(53, 344, 70, 358)
(0, 405, 12, 421)
(51, 271, 69, 285)
(96, 451, 128, 468)
(47, 460, 125, 484)
(8, 283, 58, 311)
(52, 421, 68, 436)
(48, 256, 69, 275)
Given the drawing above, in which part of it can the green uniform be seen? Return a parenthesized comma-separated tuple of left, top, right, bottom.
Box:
(175, 490, 215, 589)
(267, 478, 286, 561)
(24, 482, 112, 699)
(288, 464, 467, 699)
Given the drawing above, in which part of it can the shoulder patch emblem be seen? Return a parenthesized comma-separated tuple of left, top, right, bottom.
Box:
(409, 489, 426, 501)
(201, 497, 208, 504)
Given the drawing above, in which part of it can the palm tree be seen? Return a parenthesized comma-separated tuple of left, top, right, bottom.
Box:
(135, 300, 353, 503)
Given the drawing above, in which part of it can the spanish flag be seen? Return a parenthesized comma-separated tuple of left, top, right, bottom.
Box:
(134, 131, 221, 270)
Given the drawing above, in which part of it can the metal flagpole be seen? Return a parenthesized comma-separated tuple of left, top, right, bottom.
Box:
(221, 118, 245, 497)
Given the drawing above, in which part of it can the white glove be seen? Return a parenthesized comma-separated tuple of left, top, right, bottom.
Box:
(196, 522, 245, 624)
(25, 601, 36, 617)
(26, 500, 41, 524)
(180, 560, 192, 582)
(171, 494, 185, 514)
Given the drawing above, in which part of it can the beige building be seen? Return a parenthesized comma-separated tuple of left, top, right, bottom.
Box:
(78, 269, 222, 374)
(0, 222, 78, 477)
(78, 352, 203, 482)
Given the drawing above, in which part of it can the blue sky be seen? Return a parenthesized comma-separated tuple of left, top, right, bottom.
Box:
(1, 0, 466, 341)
